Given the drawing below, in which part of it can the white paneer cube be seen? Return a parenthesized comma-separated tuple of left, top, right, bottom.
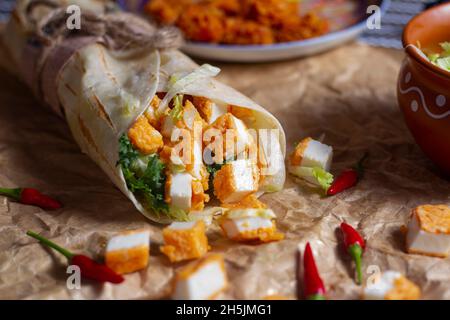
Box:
(228, 115, 251, 157)
(168, 173, 192, 210)
(105, 229, 150, 274)
(363, 271, 421, 300)
(406, 205, 450, 258)
(172, 254, 228, 300)
(213, 159, 259, 204)
(290, 137, 333, 171)
(220, 208, 284, 243)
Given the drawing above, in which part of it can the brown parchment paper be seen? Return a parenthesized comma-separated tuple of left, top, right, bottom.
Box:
(0, 40, 449, 300)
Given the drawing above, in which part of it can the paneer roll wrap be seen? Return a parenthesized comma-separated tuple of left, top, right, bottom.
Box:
(2, 0, 286, 223)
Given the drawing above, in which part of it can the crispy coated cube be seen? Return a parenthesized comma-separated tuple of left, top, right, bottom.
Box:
(160, 220, 209, 262)
(128, 116, 163, 155)
(172, 254, 228, 300)
(105, 229, 151, 274)
(406, 204, 450, 258)
(213, 159, 259, 204)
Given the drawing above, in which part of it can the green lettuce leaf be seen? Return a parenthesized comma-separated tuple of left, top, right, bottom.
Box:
(290, 166, 334, 192)
(436, 57, 450, 71)
(119, 135, 187, 219)
(169, 94, 184, 122)
(311, 167, 334, 192)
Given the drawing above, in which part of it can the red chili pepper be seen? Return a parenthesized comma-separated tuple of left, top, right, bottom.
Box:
(303, 242, 326, 300)
(327, 153, 368, 196)
(340, 222, 365, 285)
(26, 231, 124, 284)
(0, 187, 62, 210)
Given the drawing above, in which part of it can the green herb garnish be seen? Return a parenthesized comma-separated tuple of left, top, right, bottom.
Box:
(427, 42, 450, 72)
(118, 135, 188, 221)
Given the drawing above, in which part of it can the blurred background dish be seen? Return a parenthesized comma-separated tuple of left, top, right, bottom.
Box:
(141, 0, 390, 62)
(0, 1, 446, 59)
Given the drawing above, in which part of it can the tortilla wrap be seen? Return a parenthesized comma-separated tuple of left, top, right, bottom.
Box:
(2, 0, 286, 223)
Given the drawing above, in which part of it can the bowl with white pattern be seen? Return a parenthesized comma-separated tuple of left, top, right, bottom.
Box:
(398, 2, 450, 176)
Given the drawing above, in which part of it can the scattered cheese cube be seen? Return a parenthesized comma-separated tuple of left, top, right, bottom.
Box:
(363, 271, 421, 300)
(213, 159, 260, 204)
(128, 116, 163, 155)
(105, 229, 151, 274)
(166, 173, 193, 211)
(289, 137, 333, 171)
(219, 208, 284, 243)
(406, 204, 450, 258)
(160, 220, 209, 262)
(193, 97, 228, 124)
(172, 254, 228, 300)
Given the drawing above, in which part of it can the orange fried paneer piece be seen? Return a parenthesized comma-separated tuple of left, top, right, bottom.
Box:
(160, 220, 209, 263)
(105, 229, 150, 275)
(128, 116, 163, 155)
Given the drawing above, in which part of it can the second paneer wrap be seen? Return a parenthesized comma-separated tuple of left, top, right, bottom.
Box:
(3, 0, 286, 223)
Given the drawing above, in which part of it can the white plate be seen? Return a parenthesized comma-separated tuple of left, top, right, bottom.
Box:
(181, 0, 390, 63)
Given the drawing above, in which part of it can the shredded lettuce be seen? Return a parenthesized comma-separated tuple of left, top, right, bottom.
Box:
(169, 94, 184, 122)
(436, 57, 450, 71)
(290, 166, 334, 193)
(312, 167, 334, 192)
(118, 135, 189, 221)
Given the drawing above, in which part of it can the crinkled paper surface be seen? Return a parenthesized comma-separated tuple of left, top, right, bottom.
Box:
(0, 41, 449, 300)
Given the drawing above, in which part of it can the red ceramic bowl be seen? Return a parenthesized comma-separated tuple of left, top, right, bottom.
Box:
(398, 3, 450, 176)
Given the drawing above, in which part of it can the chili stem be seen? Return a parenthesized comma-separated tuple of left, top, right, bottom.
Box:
(26, 231, 74, 260)
(0, 187, 22, 201)
(349, 244, 363, 285)
(307, 294, 326, 300)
